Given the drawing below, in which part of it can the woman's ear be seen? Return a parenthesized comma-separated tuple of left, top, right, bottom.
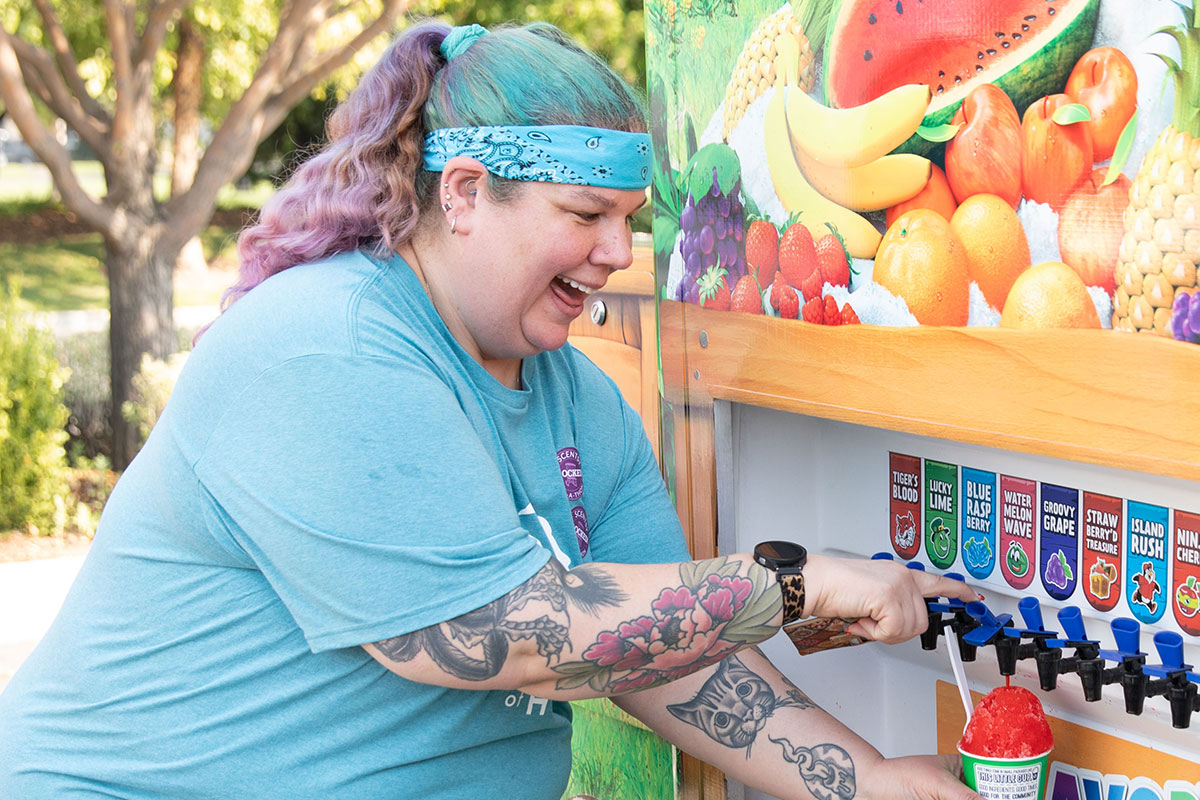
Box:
(439, 157, 486, 236)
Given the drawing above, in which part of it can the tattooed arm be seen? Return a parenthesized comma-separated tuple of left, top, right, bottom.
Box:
(363, 554, 785, 699)
(613, 648, 980, 800)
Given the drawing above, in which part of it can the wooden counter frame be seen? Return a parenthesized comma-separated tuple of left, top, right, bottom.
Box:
(653, 262, 1200, 799)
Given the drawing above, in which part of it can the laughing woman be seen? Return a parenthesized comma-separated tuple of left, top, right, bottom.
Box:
(0, 21, 979, 800)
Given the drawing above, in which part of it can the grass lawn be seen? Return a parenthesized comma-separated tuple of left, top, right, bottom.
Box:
(0, 226, 243, 312)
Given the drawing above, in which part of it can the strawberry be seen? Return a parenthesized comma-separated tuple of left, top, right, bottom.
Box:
(777, 284, 800, 320)
(841, 302, 861, 325)
(696, 263, 731, 311)
(823, 295, 842, 326)
(730, 273, 764, 314)
(769, 270, 787, 310)
(801, 296, 823, 324)
(745, 219, 780, 289)
(800, 267, 823, 302)
(777, 221, 818, 287)
(816, 233, 851, 288)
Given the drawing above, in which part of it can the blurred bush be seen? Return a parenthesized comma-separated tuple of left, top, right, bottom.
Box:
(56, 330, 111, 463)
(122, 351, 188, 448)
(0, 281, 71, 534)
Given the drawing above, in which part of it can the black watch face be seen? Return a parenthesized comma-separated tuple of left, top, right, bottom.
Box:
(756, 540, 807, 567)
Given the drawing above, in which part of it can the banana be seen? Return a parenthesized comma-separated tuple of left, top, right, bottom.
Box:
(794, 150, 931, 212)
(785, 83, 931, 169)
(763, 86, 882, 259)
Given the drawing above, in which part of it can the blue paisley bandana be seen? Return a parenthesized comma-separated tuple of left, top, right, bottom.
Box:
(423, 125, 653, 191)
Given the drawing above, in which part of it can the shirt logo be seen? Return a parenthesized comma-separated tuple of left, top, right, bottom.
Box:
(572, 506, 590, 559)
(557, 447, 584, 502)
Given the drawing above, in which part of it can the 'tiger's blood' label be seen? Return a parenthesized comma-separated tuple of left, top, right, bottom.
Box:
(889, 453, 921, 560)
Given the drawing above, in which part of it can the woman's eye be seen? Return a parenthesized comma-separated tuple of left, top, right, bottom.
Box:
(574, 212, 600, 222)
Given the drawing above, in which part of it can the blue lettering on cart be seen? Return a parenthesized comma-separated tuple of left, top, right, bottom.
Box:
(1048, 763, 1198, 800)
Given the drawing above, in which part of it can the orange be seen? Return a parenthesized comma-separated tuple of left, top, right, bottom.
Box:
(949, 193, 1031, 312)
(1000, 261, 1102, 329)
(885, 164, 958, 229)
(873, 209, 970, 326)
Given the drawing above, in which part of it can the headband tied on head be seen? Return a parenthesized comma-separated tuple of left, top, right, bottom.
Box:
(424, 125, 653, 191)
(441, 24, 487, 61)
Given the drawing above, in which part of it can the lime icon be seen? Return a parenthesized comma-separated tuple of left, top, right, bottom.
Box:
(1006, 541, 1029, 578)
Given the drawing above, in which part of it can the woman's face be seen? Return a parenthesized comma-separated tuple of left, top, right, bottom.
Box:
(440, 178, 646, 373)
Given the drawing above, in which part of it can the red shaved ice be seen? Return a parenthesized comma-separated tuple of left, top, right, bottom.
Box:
(958, 686, 1053, 759)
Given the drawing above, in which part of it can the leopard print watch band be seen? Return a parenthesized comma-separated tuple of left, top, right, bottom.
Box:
(779, 569, 806, 624)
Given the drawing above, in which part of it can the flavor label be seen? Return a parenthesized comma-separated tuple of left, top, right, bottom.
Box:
(1126, 500, 1169, 625)
(924, 460, 959, 569)
(1172, 509, 1200, 636)
(961, 467, 997, 579)
(1081, 492, 1122, 612)
(1039, 484, 1079, 601)
(889, 453, 921, 560)
(999, 475, 1036, 590)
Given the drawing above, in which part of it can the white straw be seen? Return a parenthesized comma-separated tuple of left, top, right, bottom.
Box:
(944, 632, 973, 725)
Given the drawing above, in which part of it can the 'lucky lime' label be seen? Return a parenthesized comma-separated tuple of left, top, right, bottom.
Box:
(1081, 492, 1122, 612)
(889, 453, 921, 560)
(1126, 500, 1169, 625)
(1039, 483, 1079, 601)
(1172, 509, 1200, 636)
(999, 475, 1036, 590)
(961, 467, 997, 579)
(924, 460, 959, 569)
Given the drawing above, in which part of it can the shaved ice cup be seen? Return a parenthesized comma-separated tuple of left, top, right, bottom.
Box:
(958, 746, 1051, 800)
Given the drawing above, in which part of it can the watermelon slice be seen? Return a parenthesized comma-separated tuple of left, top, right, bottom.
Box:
(823, 0, 1100, 156)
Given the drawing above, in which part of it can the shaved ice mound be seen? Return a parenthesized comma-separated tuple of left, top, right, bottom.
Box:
(959, 686, 1053, 759)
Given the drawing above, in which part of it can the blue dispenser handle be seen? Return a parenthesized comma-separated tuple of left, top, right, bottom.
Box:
(1018, 596, 1046, 632)
(1112, 617, 1142, 655)
(1153, 631, 1185, 670)
(1057, 606, 1091, 642)
(871, 552, 895, 561)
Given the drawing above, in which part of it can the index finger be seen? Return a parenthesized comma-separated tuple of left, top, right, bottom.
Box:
(911, 571, 980, 602)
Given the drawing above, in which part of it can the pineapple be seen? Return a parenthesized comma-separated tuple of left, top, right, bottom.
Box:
(1113, 3, 1200, 335)
(721, 0, 831, 142)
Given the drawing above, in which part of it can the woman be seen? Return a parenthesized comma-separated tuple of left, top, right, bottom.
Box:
(0, 21, 979, 799)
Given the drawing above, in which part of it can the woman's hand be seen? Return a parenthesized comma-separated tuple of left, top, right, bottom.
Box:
(802, 555, 980, 643)
(859, 754, 983, 800)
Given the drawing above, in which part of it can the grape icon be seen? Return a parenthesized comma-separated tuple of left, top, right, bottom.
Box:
(1044, 550, 1074, 591)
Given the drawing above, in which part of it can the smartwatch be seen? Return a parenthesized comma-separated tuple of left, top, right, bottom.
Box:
(753, 541, 808, 624)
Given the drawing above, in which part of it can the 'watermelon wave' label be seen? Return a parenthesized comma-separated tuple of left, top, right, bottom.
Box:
(1081, 492, 1122, 613)
(999, 475, 1036, 590)
(1172, 509, 1200, 636)
(1040, 483, 1080, 601)
(889, 453, 921, 560)
(960, 467, 997, 580)
(1126, 500, 1169, 625)
(924, 460, 958, 569)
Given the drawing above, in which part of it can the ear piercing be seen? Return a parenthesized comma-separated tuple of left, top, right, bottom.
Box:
(466, 179, 477, 196)
(450, 216, 458, 235)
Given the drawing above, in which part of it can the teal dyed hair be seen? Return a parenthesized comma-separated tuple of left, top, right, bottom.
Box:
(425, 23, 646, 135)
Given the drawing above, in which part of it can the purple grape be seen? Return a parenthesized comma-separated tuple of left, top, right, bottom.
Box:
(709, 167, 721, 197)
(680, 203, 696, 232)
(699, 224, 715, 255)
(1189, 293, 1200, 334)
(685, 251, 700, 278)
(717, 194, 730, 218)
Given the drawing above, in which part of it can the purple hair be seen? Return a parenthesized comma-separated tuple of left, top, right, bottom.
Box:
(221, 22, 450, 312)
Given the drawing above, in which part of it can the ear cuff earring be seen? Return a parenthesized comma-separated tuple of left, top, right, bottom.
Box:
(450, 216, 457, 235)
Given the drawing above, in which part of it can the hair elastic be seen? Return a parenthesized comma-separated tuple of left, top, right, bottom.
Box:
(441, 24, 487, 61)
(424, 125, 652, 191)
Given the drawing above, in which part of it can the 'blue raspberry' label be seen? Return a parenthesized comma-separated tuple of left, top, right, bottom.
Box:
(960, 467, 997, 580)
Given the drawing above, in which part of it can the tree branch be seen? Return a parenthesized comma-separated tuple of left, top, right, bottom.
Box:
(8, 37, 112, 165)
(0, 32, 112, 234)
(264, 0, 406, 130)
(30, 0, 108, 121)
(105, 0, 136, 141)
(135, 0, 190, 68)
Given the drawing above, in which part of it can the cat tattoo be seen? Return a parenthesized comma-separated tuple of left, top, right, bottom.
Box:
(666, 654, 816, 756)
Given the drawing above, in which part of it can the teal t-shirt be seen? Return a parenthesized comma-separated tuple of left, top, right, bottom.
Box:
(0, 250, 689, 799)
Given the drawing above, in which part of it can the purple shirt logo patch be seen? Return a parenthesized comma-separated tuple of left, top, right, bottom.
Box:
(557, 447, 584, 502)
(572, 506, 590, 558)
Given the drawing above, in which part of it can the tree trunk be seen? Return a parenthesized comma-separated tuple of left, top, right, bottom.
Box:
(106, 226, 177, 468)
(172, 16, 207, 275)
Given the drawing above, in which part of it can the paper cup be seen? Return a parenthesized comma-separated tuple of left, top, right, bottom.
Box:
(958, 746, 1051, 800)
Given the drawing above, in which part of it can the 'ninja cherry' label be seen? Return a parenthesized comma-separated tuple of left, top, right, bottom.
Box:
(889, 453, 921, 560)
(1081, 492, 1122, 612)
(1039, 483, 1080, 601)
(1172, 509, 1200, 636)
(1126, 500, 1169, 625)
(924, 460, 958, 570)
(999, 475, 1036, 590)
(960, 467, 997, 580)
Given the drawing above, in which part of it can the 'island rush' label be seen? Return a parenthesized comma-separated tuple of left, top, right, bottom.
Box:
(1081, 492, 1122, 612)
(889, 453, 921, 560)
(1126, 500, 1169, 625)
(960, 467, 997, 579)
(1173, 509, 1200, 636)
(999, 475, 1037, 589)
(1040, 483, 1080, 601)
(924, 460, 959, 569)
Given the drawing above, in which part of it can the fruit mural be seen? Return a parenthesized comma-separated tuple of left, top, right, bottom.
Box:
(647, 0, 1200, 345)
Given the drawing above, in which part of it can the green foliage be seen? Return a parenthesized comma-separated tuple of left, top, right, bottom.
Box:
(121, 352, 189, 448)
(563, 699, 674, 800)
(0, 281, 71, 534)
(56, 330, 111, 463)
